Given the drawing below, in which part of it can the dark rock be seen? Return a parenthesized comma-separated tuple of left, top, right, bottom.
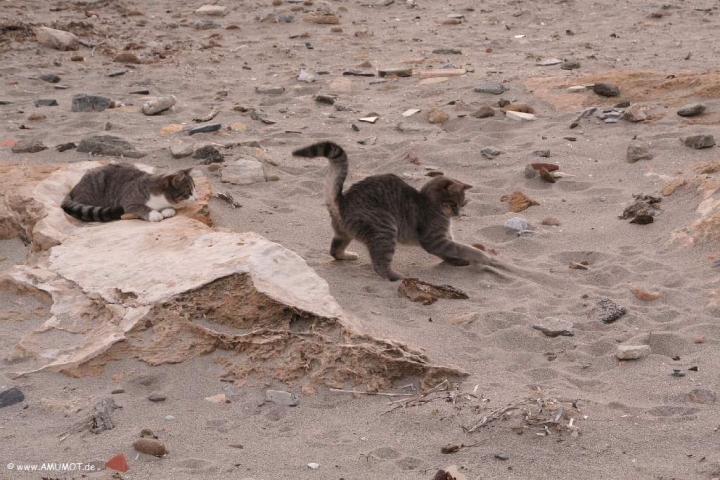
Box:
(193, 145, 224, 164)
(114, 52, 142, 64)
(684, 135, 715, 149)
(432, 48, 462, 54)
(593, 83, 620, 97)
(470, 106, 495, 118)
(533, 150, 550, 157)
(39, 73, 61, 83)
(481, 146, 501, 159)
(12, 138, 47, 153)
(35, 99, 58, 107)
(189, 124, 222, 136)
(474, 81, 506, 94)
(626, 144, 653, 163)
(130, 90, 151, 95)
(72, 94, 111, 112)
(0, 387, 24, 408)
(614, 101, 631, 108)
(54, 85, 69, 90)
(56, 142, 77, 152)
(677, 103, 705, 117)
(343, 70, 376, 77)
(111, 388, 125, 394)
(378, 67, 412, 77)
(77, 135, 146, 158)
(595, 297, 627, 324)
(315, 94, 336, 105)
(108, 70, 126, 77)
(560, 60, 580, 70)
(495, 453, 510, 461)
(148, 394, 167, 402)
(91, 398, 118, 433)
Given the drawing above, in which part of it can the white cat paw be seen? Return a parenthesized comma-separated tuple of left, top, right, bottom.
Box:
(148, 211, 163, 222)
(161, 208, 176, 218)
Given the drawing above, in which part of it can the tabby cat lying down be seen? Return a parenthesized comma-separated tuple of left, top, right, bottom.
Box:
(293, 141, 507, 281)
(62, 163, 197, 222)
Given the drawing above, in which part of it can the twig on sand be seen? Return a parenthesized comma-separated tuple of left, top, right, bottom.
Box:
(329, 388, 415, 397)
(462, 404, 519, 433)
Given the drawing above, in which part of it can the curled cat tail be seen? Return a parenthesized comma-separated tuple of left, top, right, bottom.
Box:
(61, 195, 124, 222)
(292, 142, 348, 216)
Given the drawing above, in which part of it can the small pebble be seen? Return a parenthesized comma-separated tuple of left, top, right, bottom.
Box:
(593, 83, 620, 97)
(684, 135, 715, 149)
(148, 394, 167, 402)
(495, 453, 510, 461)
(677, 103, 705, 117)
(189, 124, 222, 136)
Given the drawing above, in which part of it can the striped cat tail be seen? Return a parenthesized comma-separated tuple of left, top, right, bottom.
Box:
(61, 195, 124, 222)
(292, 142, 348, 216)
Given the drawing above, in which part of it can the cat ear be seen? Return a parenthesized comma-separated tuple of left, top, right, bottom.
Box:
(447, 181, 471, 193)
(461, 183, 473, 191)
(171, 172, 185, 187)
(181, 168, 193, 176)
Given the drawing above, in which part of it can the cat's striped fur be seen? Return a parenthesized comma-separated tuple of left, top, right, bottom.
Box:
(62, 164, 197, 223)
(293, 141, 505, 281)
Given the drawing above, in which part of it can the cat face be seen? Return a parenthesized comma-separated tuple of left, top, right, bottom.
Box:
(162, 168, 197, 205)
(421, 176, 472, 217)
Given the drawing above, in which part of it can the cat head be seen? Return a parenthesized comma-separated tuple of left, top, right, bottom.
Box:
(421, 176, 472, 217)
(161, 168, 197, 205)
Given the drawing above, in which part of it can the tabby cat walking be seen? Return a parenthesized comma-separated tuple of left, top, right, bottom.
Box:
(62, 163, 197, 223)
(292, 141, 507, 281)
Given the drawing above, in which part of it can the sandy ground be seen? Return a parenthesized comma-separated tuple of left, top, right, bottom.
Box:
(1, 0, 720, 479)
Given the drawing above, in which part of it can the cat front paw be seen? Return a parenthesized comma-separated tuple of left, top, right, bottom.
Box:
(161, 208, 176, 218)
(148, 211, 163, 222)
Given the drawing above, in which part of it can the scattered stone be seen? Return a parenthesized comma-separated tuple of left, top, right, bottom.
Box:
(470, 106, 495, 118)
(615, 101, 631, 109)
(193, 145, 224, 164)
(188, 124, 222, 136)
(501, 191, 539, 213)
(684, 135, 715, 149)
(70, 55, 84, 62)
(506, 111, 536, 121)
(687, 388, 715, 405)
(631, 286, 661, 301)
(297, 69, 316, 83)
(524, 164, 537, 179)
(494, 453, 510, 461)
(502, 103, 535, 114)
(533, 150, 550, 157)
(114, 52, 142, 64)
(536, 58, 562, 66)
(27, 113, 45, 121)
(304, 14, 339, 24)
(148, 394, 166, 403)
(417, 69, 465, 79)
(561, 60, 580, 70)
(39, 73, 61, 83)
(626, 144, 653, 163)
(193, 19, 220, 29)
(623, 104, 650, 122)
(108, 70, 126, 77)
(474, 81, 506, 94)
(432, 48, 462, 55)
(359, 116, 379, 123)
(71, 94, 111, 112)
(0, 387, 24, 408)
(142, 96, 176, 115)
(11, 138, 47, 153)
(569, 261, 589, 270)
(111, 388, 125, 394)
(105, 454, 129, 473)
(170, 143, 194, 159)
(133, 438, 169, 457)
(533, 317, 574, 337)
(672, 369, 686, 378)
(538, 167, 556, 183)
(598, 109, 624, 123)
(34, 26, 79, 51)
(195, 4, 227, 15)
(77, 135, 146, 158)
(616, 345, 651, 360)
(343, 70, 376, 77)
(315, 94, 336, 105)
(427, 108, 450, 124)
(35, 99, 58, 107)
(504, 216, 528, 233)
(130, 90, 150, 95)
(596, 297, 627, 324)
(593, 83, 620, 97)
(677, 103, 705, 117)
(222, 159, 266, 185)
(567, 85, 587, 93)
(378, 67, 413, 77)
(481, 146, 501, 159)
(205, 393, 228, 403)
(256, 85, 285, 94)
(91, 398, 118, 433)
(692, 335, 706, 344)
(541, 217, 561, 226)
(402, 108, 421, 117)
(398, 278, 468, 305)
(266, 389, 299, 406)
(56, 142, 76, 152)
(307, 463, 320, 469)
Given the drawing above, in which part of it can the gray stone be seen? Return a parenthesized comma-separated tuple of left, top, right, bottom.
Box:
(256, 85, 285, 95)
(170, 143, 194, 159)
(192, 19, 220, 30)
(34, 26, 79, 51)
(596, 297, 627, 324)
(142, 96, 176, 115)
(687, 388, 716, 405)
(221, 159, 266, 185)
(481, 146, 501, 159)
(265, 389, 299, 407)
(533, 317, 574, 337)
(533, 150, 550, 157)
(536, 58, 562, 66)
(474, 81, 506, 95)
(193, 145, 224, 164)
(616, 344, 650, 360)
(378, 67, 413, 77)
(524, 164, 537, 179)
(297, 69, 316, 83)
(72, 94, 111, 112)
(148, 394, 167, 402)
(39, 73, 61, 83)
(0, 387, 24, 408)
(111, 388, 125, 394)
(560, 60, 580, 70)
(432, 48, 462, 55)
(684, 135, 715, 149)
(12, 138, 48, 154)
(677, 103, 705, 117)
(626, 144, 653, 163)
(505, 217, 528, 233)
(623, 104, 649, 122)
(35, 99, 58, 107)
(470, 106, 495, 118)
(77, 135, 146, 158)
(593, 83, 620, 97)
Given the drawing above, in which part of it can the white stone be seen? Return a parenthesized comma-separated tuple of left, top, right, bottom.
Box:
(221, 159, 266, 185)
(195, 5, 227, 16)
(506, 111, 536, 121)
(533, 317, 574, 337)
(402, 109, 421, 117)
(537, 58, 562, 66)
(567, 86, 588, 93)
(34, 26, 79, 51)
(616, 345, 651, 360)
(266, 390, 299, 406)
(307, 463, 320, 470)
(142, 96, 176, 115)
(205, 394, 227, 403)
(359, 116, 379, 123)
(297, 69, 316, 83)
(170, 143, 194, 159)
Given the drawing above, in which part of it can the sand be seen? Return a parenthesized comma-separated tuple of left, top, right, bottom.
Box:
(1, 0, 719, 479)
